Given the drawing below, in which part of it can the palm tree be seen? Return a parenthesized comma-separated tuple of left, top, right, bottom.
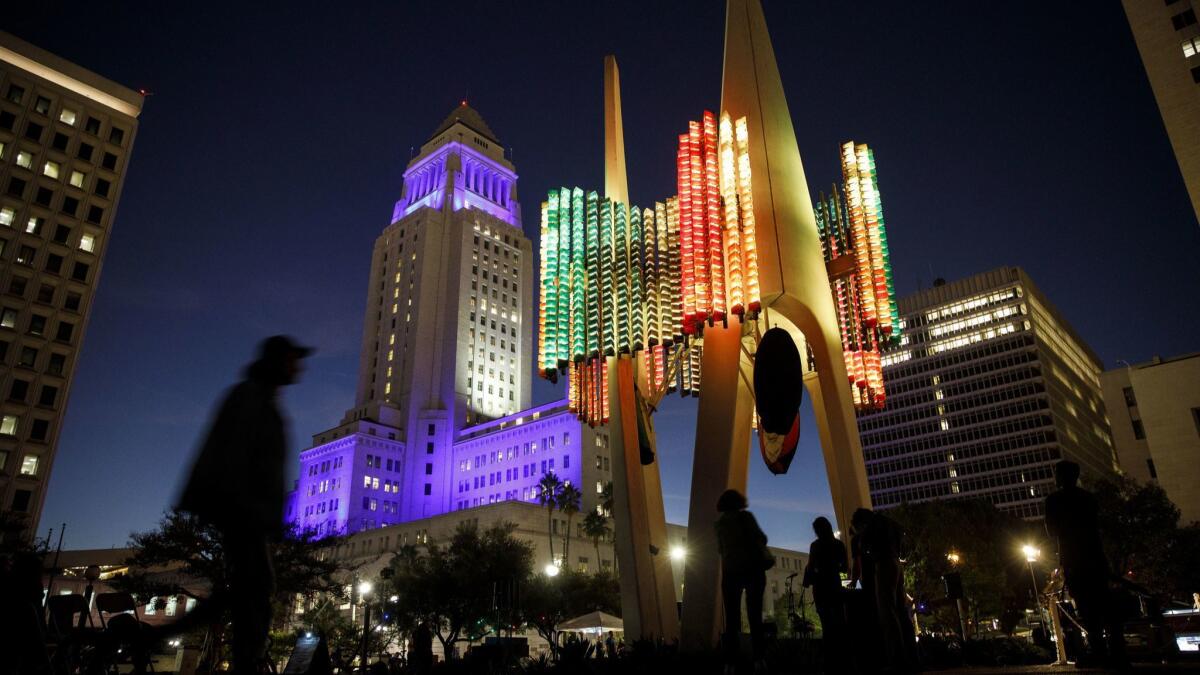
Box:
(581, 511, 611, 573)
(537, 472, 563, 564)
(557, 483, 583, 567)
(599, 481, 614, 516)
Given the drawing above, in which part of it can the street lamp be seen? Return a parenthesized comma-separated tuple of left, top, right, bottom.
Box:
(544, 563, 560, 577)
(946, 551, 962, 566)
(1022, 545, 1044, 618)
(357, 580, 374, 668)
(670, 545, 687, 562)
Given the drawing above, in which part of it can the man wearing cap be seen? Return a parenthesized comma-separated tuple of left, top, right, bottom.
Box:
(178, 335, 312, 673)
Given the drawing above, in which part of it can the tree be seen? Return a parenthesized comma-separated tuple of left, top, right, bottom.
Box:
(580, 511, 611, 571)
(116, 510, 348, 660)
(382, 522, 533, 659)
(1091, 475, 1200, 601)
(888, 499, 1032, 633)
(537, 472, 563, 563)
(522, 570, 620, 658)
(557, 483, 583, 566)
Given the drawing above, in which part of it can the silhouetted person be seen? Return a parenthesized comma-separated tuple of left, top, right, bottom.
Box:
(605, 630, 617, 659)
(804, 516, 847, 672)
(715, 489, 770, 674)
(177, 335, 311, 674)
(1044, 460, 1125, 667)
(409, 622, 433, 674)
(852, 507, 916, 672)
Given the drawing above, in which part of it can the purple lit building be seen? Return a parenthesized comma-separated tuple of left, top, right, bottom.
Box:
(290, 106, 612, 538)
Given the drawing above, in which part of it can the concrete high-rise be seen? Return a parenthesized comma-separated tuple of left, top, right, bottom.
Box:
(1101, 353, 1200, 524)
(857, 268, 1117, 519)
(0, 32, 143, 533)
(290, 105, 614, 539)
(1122, 0, 1200, 224)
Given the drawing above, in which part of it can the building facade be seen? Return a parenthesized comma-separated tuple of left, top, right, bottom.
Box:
(0, 32, 143, 532)
(1122, 0, 1200, 225)
(289, 105, 616, 539)
(857, 268, 1116, 519)
(1101, 353, 1200, 524)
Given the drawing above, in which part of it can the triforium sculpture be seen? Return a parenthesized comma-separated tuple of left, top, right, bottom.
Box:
(536, 0, 886, 646)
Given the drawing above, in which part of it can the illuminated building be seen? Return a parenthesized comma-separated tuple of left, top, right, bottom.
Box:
(857, 267, 1117, 519)
(1101, 353, 1200, 523)
(0, 32, 144, 533)
(1122, 0, 1200, 225)
(290, 106, 611, 537)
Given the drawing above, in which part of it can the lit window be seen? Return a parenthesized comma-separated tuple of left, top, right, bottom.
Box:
(20, 454, 39, 476)
(69, 170, 86, 188)
(16, 151, 33, 169)
(42, 161, 60, 179)
(79, 234, 96, 253)
(0, 415, 18, 435)
(59, 109, 77, 125)
(363, 475, 371, 488)
(0, 207, 14, 227)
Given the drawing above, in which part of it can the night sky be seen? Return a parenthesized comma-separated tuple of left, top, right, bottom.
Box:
(8, 2, 1197, 553)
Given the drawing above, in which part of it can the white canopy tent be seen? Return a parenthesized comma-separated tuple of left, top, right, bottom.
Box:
(558, 611, 624, 635)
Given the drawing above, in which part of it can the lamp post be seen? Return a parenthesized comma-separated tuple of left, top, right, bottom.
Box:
(945, 551, 967, 640)
(1022, 545, 1045, 634)
(357, 580, 373, 669)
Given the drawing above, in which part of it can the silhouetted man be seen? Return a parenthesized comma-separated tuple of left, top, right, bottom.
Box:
(1044, 460, 1124, 666)
(803, 516, 847, 672)
(178, 335, 311, 673)
(851, 507, 916, 672)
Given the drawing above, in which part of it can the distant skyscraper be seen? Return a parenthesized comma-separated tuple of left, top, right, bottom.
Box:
(857, 268, 1117, 519)
(0, 32, 143, 534)
(1101, 353, 1200, 524)
(291, 105, 611, 538)
(1122, 0, 1200, 225)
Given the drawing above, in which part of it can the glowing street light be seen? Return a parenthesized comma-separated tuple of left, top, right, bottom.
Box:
(1022, 544, 1040, 563)
(357, 580, 373, 598)
(946, 551, 962, 566)
(670, 545, 687, 562)
(544, 563, 561, 578)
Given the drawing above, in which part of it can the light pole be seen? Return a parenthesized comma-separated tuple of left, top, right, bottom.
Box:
(1022, 545, 1045, 634)
(357, 580, 373, 669)
(946, 551, 967, 640)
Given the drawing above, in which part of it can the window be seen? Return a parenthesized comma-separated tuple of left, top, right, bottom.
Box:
(86, 205, 103, 224)
(94, 178, 110, 198)
(11, 490, 31, 512)
(1131, 419, 1145, 440)
(51, 132, 68, 151)
(20, 454, 38, 476)
(9, 379, 29, 401)
(8, 276, 27, 297)
(55, 321, 74, 343)
(61, 196, 78, 217)
(1172, 9, 1197, 30)
(1192, 407, 1200, 436)
(1122, 386, 1137, 407)
(109, 127, 125, 145)
(1147, 458, 1158, 480)
(16, 151, 33, 169)
(47, 353, 65, 375)
(45, 253, 63, 274)
(424, 483, 432, 496)
(0, 111, 13, 130)
(35, 186, 52, 207)
(1, 207, 13, 226)
(29, 418, 49, 441)
(7, 177, 27, 198)
(427, 423, 436, 435)
(101, 152, 117, 171)
(1184, 36, 1200, 58)
(72, 262, 89, 282)
(19, 346, 37, 367)
(59, 108, 77, 126)
(6, 85, 24, 104)
(64, 292, 81, 312)
(77, 142, 94, 161)
(1192, 65, 1200, 84)
(426, 442, 434, 454)
(42, 161, 61, 179)
(34, 96, 51, 115)
(25, 121, 44, 142)
(36, 285, 54, 304)
(1, 308, 17, 328)
(69, 171, 86, 189)
(79, 233, 96, 253)
(28, 315, 46, 336)
(0, 414, 19, 435)
(425, 462, 433, 475)
(84, 117, 100, 135)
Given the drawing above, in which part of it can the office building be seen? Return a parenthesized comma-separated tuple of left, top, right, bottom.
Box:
(1122, 0, 1200, 224)
(1101, 353, 1200, 524)
(0, 32, 143, 533)
(290, 105, 614, 539)
(858, 268, 1117, 519)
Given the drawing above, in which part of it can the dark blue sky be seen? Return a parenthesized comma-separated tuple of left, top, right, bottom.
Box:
(9, 1, 1197, 552)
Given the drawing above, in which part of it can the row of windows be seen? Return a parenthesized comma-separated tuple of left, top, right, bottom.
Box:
(863, 413, 1056, 461)
(306, 455, 345, 476)
(305, 477, 340, 496)
(304, 498, 339, 517)
(861, 396, 1050, 447)
(869, 446, 1057, 493)
(1, 339, 70, 376)
(879, 334, 1037, 390)
(3, 82, 128, 146)
(861, 379, 1045, 432)
(866, 430, 1059, 477)
(0, 411, 53, 443)
(873, 475, 1051, 510)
